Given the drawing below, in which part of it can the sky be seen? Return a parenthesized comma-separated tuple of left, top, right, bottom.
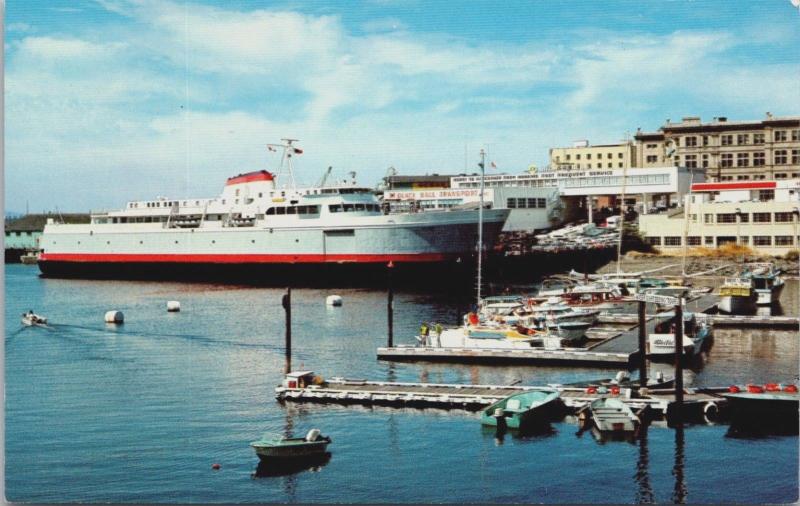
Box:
(5, 0, 800, 212)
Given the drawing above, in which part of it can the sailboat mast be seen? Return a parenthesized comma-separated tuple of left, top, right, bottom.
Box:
(477, 149, 486, 306)
(616, 164, 628, 275)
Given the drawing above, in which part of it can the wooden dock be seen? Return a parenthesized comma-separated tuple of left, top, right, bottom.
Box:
(376, 345, 634, 367)
(276, 376, 726, 418)
(599, 313, 799, 328)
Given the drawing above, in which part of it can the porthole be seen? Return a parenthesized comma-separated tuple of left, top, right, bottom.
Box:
(140, 241, 143, 244)
(295, 239, 299, 243)
(212, 240, 216, 244)
(106, 241, 110, 245)
(251, 239, 255, 243)
(175, 240, 179, 244)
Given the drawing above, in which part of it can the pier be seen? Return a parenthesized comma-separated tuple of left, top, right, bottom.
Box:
(376, 345, 634, 367)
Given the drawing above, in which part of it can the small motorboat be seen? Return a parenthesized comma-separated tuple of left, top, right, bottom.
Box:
(590, 397, 639, 433)
(250, 429, 331, 462)
(718, 277, 757, 314)
(744, 263, 785, 306)
(21, 311, 47, 326)
(480, 389, 562, 429)
(646, 311, 711, 360)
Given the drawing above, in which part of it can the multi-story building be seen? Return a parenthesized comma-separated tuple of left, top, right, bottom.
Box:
(549, 140, 636, 171)
(638, 180, 800, 255)
(634, 114, 800, 182)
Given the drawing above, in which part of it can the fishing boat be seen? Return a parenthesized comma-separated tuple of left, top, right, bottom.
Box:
(20, 251, 39, 265)
(480, 390, 562, 429)
(422, 324, 542, 350)
(744, 263, 785, 305)
(590, 397, 639, 433)
(523, 297, 600, 325)
(718, 277, 757, 314)
(21, 311, 47, 326)
(250, 429, 331, 462)
(559, 284, 627, 310)
(646, 311, 711, 360)
(37, 140, 509, 284)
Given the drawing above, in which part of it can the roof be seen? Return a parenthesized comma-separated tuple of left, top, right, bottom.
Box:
(286, 371, 315, 378)
(5, 213, 90, 232)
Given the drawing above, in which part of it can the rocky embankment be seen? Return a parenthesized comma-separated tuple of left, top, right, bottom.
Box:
(596, 252, 799, 277)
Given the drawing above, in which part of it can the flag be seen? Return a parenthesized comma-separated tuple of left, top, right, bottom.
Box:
(267, 146, 276, 152)
(293, 147, 303, 155)
(490, 161, 497, 169)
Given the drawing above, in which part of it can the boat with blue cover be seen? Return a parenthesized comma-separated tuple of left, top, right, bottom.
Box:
(480, 390, 562, 429)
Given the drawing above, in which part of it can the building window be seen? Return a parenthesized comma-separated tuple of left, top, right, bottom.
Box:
(737, 134, 749, 145)
(646, 155, 658, 163)
(775, 236, 794, 246)
(685, 136, 697, 147)
(664, 237, 682, 246)
(739, 213, 750, 223)
(704, 236, 714, 246)
(687, 236, 701, 246)
(775, 212, 795, 223)
(721, 134, 733, 146)
(758, 190, 774, 202)
(646, 143, 657, 149)
(717, 213, 737, 224)
(607, 163, 612, 168)
(566, 154, 571, 160)
(792, 130, 800, 141)
(646, 237, 662, 246)
(576, 154, 581, 160)
(507, 198, 517, 209)
(774, 130, 787, 142)
(753, 212, 771, 223)
(587, 153, 592, 160)
(720, 153, 733, 167)
(607, 153, 612, 159)
(618, 163, 623, 168)
(775, 150, 788, 164)
(736, 153, 749, 167)
(753, 152, 765, 166)
(753, 174, 766, 180)
(737, 175, 750, 180)
(537, 198, 547, 208)
(741, 236, 750, 245)
(618, 153, 623, 158)
(776, 173, 788, 179)
(597, 163, 601, 168)
(704, 213, 714, 224)
(753, 133, 765, 144)
(792, 149, 800, 164)
(702, 154, 709, 168)
(702, 135, 709, 146)
(753, 236, 772, 246)
(684, 154, 697, 168)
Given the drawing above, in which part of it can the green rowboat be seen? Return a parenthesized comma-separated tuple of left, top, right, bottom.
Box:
(250, 429, 331, 462)
(480, 390, 562, 429)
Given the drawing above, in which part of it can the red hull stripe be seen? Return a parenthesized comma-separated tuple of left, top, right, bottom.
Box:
(39, 253, 454, 264)
(692, 181, 776, 191)
(226, 171, 274, 186)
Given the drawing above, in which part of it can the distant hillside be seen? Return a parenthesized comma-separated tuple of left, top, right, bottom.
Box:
(5, 213, 90, 231)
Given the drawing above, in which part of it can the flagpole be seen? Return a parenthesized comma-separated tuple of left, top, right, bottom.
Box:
(477, 149, 486, 306)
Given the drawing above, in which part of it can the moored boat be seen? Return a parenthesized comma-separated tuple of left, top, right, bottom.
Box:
(722, 384, 799, 432)
(590, 397, 639, 433)
(744, 263, 785, 305)
(718, 277, 757, 314)
(37, 140, 509, 284)
(480, 390, 562, 429)
(646, 311, 711, 360)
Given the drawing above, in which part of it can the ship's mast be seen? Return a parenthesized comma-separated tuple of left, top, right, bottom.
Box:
(267, 138, 300, 189)
(477, 149, 486, 306)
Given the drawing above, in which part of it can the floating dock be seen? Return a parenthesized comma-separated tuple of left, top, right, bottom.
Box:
(598, 313, 798, 328)
(376, 345, 634, 367)
(276, 376, 727, 419)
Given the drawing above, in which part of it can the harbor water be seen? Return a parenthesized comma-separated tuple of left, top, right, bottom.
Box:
(5, 264, 799, 503)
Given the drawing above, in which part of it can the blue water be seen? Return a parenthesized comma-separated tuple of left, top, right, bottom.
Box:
(5, 264, 799, 503)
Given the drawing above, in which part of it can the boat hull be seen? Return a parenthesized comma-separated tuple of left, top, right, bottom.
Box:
(38, 211, 508, 286)
(480, 393, 562, 429)
(718, 295, 756, 314)
(251, 439, 331, 461)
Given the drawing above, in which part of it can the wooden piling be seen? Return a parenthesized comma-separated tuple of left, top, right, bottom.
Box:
(283, 287, 292, 374)
(673, 301, 684, 409)
(637, 300, 647, 388)
(387, 262, 394, 348)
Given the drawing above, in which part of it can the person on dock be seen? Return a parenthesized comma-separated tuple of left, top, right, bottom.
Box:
(434, 322, 443, 347)
(419, 322, 430, 346)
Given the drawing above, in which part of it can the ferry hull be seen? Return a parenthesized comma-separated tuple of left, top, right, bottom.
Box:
(38, 213, 508, 286)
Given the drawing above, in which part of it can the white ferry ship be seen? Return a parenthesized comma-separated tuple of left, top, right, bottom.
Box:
(38, 140, 509, 284)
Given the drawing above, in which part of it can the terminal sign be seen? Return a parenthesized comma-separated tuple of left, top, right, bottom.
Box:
(632, 293, 681, 306)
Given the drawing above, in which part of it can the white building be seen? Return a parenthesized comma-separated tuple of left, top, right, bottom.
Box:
(638, 180, 800, 255)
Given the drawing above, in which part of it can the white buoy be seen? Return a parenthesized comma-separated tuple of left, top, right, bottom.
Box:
(104, 310, 124, 324)
(166, 301, 181, 312)
(325, 295, 343, 307)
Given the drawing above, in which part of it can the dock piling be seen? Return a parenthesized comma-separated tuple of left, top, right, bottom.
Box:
(637, 300, 647, 388)
(673, 300, 684, 412)
(283, 287, 292, 374)
(387, 262, 394, 348)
